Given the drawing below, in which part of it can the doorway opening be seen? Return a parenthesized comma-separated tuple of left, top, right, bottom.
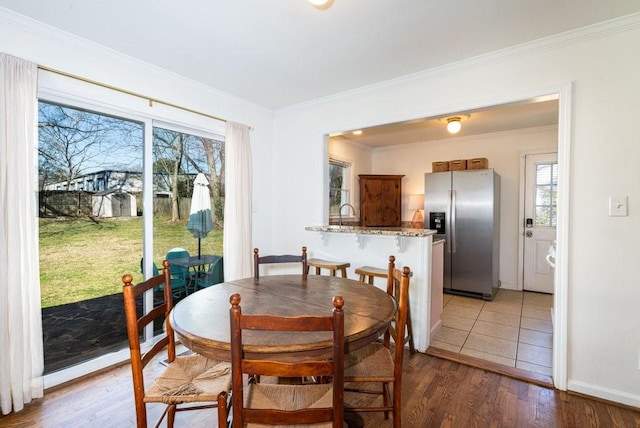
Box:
(325, 84, 571, 389)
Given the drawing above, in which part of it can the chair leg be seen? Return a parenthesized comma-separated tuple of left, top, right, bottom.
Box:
(167, 404, 177, 428)
(217, 391, 230, 428)
(392, 382, 401, 428)
(382, 382, 390, 420)
(406, 304, 416, 354)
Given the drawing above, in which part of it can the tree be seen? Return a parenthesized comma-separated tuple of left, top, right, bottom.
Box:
(38, 102, 142, 191)
(201, 138, 225, 226)
(153, 128, 225, 225)
(153, 128, 186, 222)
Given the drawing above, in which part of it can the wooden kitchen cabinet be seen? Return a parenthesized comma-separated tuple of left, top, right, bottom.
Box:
(359, 175, 404, 227)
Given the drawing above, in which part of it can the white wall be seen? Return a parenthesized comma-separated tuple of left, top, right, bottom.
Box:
(273, 17, 640, 406)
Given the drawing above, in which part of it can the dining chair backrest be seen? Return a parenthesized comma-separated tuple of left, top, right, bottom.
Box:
(385, 257, 411, 385)
(253, 246, 308, 279)
(123, 260, 175, 427)
(227, 292, 345, 427)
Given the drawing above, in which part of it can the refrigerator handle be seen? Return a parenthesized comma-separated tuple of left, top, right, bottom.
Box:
(450, 189, 456, 253)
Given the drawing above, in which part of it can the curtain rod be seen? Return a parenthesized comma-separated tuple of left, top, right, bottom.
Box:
(37, 65, 227, 123)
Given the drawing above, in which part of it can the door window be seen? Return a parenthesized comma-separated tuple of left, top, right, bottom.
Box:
(534, 162, 557, 227)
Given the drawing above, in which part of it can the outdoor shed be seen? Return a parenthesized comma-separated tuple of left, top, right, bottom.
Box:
(92, 190, 136, 218)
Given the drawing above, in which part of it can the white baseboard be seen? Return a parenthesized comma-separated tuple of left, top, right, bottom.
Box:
(568, 379, 640, 408)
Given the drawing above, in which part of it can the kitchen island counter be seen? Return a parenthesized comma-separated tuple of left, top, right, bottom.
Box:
(305, 224, 436, 352)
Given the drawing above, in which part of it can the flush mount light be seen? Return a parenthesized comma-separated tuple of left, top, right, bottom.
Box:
(309, 0, 334, 9)
(441, 114, 470, 134)
(447, 117, 462, 134)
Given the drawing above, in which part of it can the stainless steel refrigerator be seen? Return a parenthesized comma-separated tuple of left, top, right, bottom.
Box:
(424, 169, 500, 300)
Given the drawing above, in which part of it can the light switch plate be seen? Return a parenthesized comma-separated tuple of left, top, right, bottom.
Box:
(608, 196, 628, 217)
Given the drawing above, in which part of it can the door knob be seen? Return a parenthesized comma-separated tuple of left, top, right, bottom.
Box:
(526, 231, 533, 238)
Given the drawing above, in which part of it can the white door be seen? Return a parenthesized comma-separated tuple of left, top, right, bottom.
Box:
(523, 153, 557, 293)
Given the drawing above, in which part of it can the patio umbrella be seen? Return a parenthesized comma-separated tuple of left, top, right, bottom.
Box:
(187, 173, 214, 259)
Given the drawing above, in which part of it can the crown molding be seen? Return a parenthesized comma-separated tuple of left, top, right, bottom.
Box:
(280, 12, 640, 113)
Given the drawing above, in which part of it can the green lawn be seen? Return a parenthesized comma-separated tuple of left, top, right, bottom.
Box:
(39, 216, 223, 308)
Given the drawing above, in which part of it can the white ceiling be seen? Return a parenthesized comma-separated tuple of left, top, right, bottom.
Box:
(1, 0, 639, 110)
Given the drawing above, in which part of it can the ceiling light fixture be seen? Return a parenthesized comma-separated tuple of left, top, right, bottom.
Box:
(446, 117, 462, 134)
(441, 114, 470, 134)
(308, 0, 333, 9)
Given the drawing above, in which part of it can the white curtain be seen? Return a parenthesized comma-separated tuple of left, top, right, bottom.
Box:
(0, 53, 44, 414)
(223, 121, 253, 281)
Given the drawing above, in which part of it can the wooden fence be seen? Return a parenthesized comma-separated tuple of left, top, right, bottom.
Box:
(39, 191, 212, 220)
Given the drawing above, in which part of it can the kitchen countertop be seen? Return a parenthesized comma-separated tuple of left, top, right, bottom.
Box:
(305, 225, 437, 237)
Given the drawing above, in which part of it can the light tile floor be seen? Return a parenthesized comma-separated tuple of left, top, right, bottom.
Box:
(430, 289, 553, 376)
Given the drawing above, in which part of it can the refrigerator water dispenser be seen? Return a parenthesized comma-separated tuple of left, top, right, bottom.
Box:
(429, 212, 446, 234)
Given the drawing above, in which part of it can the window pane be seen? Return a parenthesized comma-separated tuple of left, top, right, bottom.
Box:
(329, 160, 351, 217)
(533, 161, 558, 228)
(536, 186, 551, 205)
(535, 206, 550, 227)
(152, 127, 224, 264)
(536, 164, 552, 185)
(38, 100, 143, 373)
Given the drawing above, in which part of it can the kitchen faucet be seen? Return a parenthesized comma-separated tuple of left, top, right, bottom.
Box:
(339, 203, 357, 226)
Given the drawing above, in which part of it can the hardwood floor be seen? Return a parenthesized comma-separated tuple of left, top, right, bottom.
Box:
(1, 351, 638, 427)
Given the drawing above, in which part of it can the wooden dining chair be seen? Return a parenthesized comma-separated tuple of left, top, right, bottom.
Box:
(219, 292, 345, 428)
(355, 255, 415, 354)
(122, 260, 232, 428)
(343, 259, 412, 428)
(253, 246, 308, 279)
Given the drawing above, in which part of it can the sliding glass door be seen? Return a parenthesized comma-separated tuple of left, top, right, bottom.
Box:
(38, 100, 144, 373)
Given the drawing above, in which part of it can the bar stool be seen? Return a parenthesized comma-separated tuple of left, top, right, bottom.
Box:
(355, 256, 415, 354)
(307, 258, 350, 277)
(354, 266, 387, 285)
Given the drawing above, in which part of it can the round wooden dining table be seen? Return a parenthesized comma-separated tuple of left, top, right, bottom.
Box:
(170, 274, 396, 362)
